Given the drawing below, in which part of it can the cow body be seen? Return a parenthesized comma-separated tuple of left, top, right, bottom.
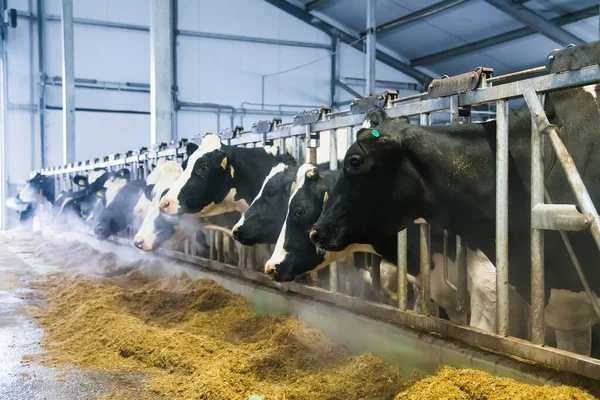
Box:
(312, 88, 600, 352)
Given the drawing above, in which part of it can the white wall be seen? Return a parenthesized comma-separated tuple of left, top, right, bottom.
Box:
(4, 0, 419, 187)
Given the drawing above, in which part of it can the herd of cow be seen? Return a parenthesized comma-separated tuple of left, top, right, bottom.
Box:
(8, 83, 600, 359)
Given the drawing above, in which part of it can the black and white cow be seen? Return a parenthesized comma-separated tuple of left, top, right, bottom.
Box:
(160, 134, 293, 218)
(266, 163, 532, 337)
(11, 173, 56, 225)
(51, 168, 110, 229)
(311, 89, 600, 354)
(94, 168, 145, 240)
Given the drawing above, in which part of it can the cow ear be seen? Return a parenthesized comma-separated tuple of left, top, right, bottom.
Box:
(116, 168, 131, 181)
(96, 189, 105, 197)
(290, 181, 297, 194)
(363, 108, 388, 128)
(305, 167, 319, 181)
(323, 191, 329, 205)
(144, 184, 155, 200)
(186, 142, 199, 156)
(220, 157, 228, 170)
(73, 175, 88, 187)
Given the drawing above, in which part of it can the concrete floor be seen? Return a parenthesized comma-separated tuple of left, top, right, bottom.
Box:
(0, 233, 150, 400)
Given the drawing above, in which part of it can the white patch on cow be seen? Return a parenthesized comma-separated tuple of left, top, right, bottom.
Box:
(104, 177, 129, 207)
(361, 119, 372, 129)
(134, 160, 184, 250)
(18, 183, 37, 203)
(583, 85, 598, 101)
(197, 188, 248, 217)
(266, 164, 313, 271)
(161, 134, 223, 215)
(5, 197, 28, 211)
(545, 289, 600, 332)
(87, 169, 107, 186)
(263, 145, 279, 156)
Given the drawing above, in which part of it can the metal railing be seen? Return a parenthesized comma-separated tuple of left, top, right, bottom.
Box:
(32, 42, 600, 380)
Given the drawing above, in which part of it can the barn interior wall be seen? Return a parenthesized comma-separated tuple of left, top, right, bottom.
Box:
(3, 0, 419, 189)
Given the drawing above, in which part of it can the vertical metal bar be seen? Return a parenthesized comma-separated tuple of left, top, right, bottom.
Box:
(209, 230, 215, 261)
(37, 0, 46, 168)
(450, 95, 468, 312)
(0, 46, 6, 230)
(418, 112, 431, 315)
(150, 0, 173, 146)
(171, 0, 178, 142)
(330, 37, 338, 108)
(397, 229, 408, 310)
(496, 99, 510, 336)
(419, 223, 431, 315)
(365, 0, 376, 96)
(217, 230, 224, 262)
(530, 93, 545, 345)
(329, 128, 338, 292)
(60, 0, 76, 164)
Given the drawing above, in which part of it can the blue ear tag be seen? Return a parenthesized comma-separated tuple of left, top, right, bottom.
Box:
(372, 129, 380, 138)
(285, 183, 291, 192)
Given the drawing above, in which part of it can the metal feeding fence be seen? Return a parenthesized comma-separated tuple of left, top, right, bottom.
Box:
(34, 41, 600, 380)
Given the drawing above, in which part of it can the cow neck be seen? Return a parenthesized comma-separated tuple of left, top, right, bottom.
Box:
(226, 146, 277, 203)
(404, 118, 531, 258)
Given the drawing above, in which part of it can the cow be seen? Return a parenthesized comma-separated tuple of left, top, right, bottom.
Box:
(51, 168, 110, 229)
(16, 173, 56, 205)
(265, 163, 532, 338)
(94, 168, 145, 240)
(311, 88, 600, 355)
(133, 143, 199, 218)
(159, 134, 293, 218)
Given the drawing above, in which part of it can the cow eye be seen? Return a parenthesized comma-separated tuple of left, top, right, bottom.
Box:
(348, 155, 363, 170)
(293, 208, 304, 218)
(266, 190, 276, 198)
(195, 165, 208, 175)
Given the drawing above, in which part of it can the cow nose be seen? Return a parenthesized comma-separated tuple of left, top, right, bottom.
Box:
(264, 262, 278, 279)
(231, 225, 241, 240)
(133, 238, 144, 250)
(160, 198, 178, 215)
(309, 228, 319, 243)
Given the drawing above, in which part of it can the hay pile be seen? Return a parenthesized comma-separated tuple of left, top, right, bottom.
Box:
(23, 237, 597, 400)
(28, 239, 405, 400)
(395, 366, 594, 400)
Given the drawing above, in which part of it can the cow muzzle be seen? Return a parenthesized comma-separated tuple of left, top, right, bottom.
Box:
(160, 197, 180, 215)
(309, 225, 345, 252)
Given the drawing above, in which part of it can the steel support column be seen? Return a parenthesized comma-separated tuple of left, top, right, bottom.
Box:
(60, 0, 75, 164)
(496, 99, 510, 336)
(150, 0, 173, 146)
(0, 44, 6, 230)
(365, 0, 376, 96)
(37, 0, 46, 167)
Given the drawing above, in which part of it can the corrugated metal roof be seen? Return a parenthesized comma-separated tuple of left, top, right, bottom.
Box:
(304, 0, 599, 79)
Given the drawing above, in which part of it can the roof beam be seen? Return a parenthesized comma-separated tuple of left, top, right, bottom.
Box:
(366, 0, 470, 37)
(305, 0, 337, 12)
(484, 0, 584, 47)
(412, 5, 596, 66)
(263, 0, 433, 86)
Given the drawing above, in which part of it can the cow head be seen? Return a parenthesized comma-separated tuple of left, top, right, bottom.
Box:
(231, 154, 297, 245)
(311, 109, 426, 252)
(264, 164, 336, 282)
(94, 168, 143, 240)
(17, 173, 55, 204)
(133, 160, 186, 251)
(80, 188, 106, 226)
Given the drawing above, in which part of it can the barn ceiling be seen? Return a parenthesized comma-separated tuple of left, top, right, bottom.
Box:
(268, 0, 599, 84)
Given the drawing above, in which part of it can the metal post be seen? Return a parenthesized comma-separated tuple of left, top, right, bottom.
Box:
(150, 0, 173, 146)
(450, 95, 468, 313)
(0, 44, 6, 230)
(418, 112, 431, 315)
(60, 0, 75, 164)
(346, 126, 353, 150)
(365, 0, 376, 96)
(496, 99, 510, 336)
(329, 128, 338, 292)
(330, 37, 338, 108)
(171, 0, 178, 141)
(37, 0, 46, 168)
(397, 229, 408, 310)
(530, 93, 545, 345)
